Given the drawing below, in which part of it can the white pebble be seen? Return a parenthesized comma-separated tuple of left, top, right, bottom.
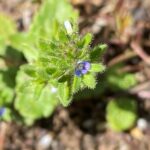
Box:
(137, 118, 148, 131)
(38, 134, 53, 149)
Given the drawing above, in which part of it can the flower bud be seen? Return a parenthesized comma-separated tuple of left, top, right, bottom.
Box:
(75, 61, 91, 76)
(64, 20, 73, 35)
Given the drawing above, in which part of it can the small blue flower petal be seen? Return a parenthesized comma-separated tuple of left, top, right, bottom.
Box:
(0, 107, 5, 116)
(75, 70, 82, 76)
(81, 62, 90, 74)
(83, 61, 91, 70)
(81, 69, 88, 74)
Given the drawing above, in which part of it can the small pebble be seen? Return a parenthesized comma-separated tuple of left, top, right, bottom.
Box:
(37, 134, 53, 149)
(130, 127, 143, 140)
(137, 118, 148, 131)
(83, 119, 94, 129)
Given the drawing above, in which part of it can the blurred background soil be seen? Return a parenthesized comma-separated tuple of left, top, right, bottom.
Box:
(0, 0, 150, 149)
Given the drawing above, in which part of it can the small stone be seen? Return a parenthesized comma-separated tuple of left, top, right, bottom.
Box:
(137, 118, 148, 131)
(130, 127, 144, 140)
(22, 9, 32, 30)
(37, 134, 53, 149)
(82, 134, 95, 150)
(92, 18, 107, 34)
(83, 119, 94, 129)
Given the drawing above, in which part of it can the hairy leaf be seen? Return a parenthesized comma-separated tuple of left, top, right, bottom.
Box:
(106, 98, 137, 131)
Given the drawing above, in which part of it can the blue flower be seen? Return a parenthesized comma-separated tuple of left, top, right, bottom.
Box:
(75, 61, 91, 76)
(0, 107, 5, 116)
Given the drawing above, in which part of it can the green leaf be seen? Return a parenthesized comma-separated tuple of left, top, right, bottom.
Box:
(15, 70, 58, 124)
(36, 68, 50, 80)
(10, 33, 38, 62)
(46, 67, 57, 75)
(107, 67, 137, 91)
(0, 73, 14, 105)
(0, 13, 16, 39)
(58, 75, 71, 83)
(72, 76, 82, 93)
(30, 0, 78, 39)
(22, 65, 37, 77)
(83, 74, 96, 89)
(83, 33, 93, 46)
(10, 0, 78, 63)
(0, 108, 12, 122)
(106, 98, 137, 132)
(0, 13, 17, 55)
(38, 40, 56, 53)
(90, 63, 105, 73)
(99, 44, 107, 50)
(58, 82, 72, 106)
(78, 33, 93, 48)
(90, 44, 107, 61)
(0, 53, 22, 106)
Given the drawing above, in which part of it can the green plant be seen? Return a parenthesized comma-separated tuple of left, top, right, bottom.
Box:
(106, 98, 137, 131)
(0, 0, 106, 124)
(0, 0, 138, 130)
(106, 65, 137, 91)
(0, 12, 23, 122)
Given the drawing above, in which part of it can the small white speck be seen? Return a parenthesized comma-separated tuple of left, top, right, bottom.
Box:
(51, 87, 57, 93)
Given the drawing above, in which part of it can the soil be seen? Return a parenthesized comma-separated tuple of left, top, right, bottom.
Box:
(2, 100, 150, 150)
(0, 0, 150, 150)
